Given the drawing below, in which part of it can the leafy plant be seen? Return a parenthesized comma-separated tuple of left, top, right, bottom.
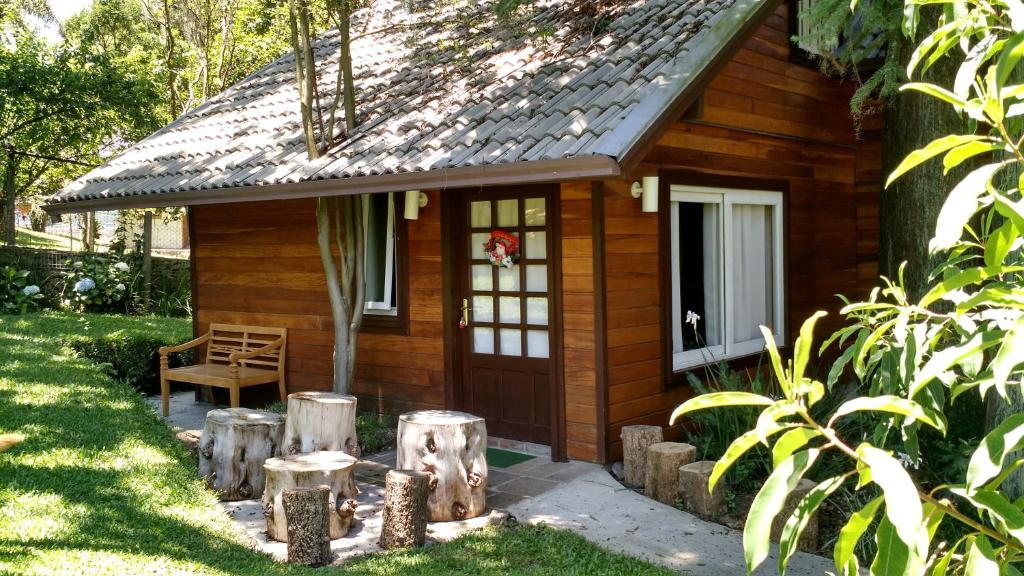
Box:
(0, 265, 43, 314)
(672, 2, 1024, 574)
(61, 255, 134, 313)
(63, 329, 193, 394)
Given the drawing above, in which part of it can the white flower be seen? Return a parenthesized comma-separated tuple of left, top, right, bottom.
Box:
(73, 261, 83, 269)
(685, 310, 701, 328)
(113, 262, 129, 272)
(74, 278, 96, 293)
(22, 285, 39, 296)
(115, 283, 126, 291)
(895, 452, 920, 470)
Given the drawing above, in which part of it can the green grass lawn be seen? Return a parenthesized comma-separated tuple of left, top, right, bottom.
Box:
(15, 228, 75, 250)
(0, 312, 673, 576)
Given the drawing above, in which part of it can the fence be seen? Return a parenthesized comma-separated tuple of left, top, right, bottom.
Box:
(0, 245, 191, 315)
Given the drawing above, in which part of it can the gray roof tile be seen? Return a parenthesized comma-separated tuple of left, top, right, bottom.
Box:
(50, 0, 765, 209)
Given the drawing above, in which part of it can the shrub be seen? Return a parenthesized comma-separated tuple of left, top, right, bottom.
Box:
(0, 266, 43, 314)
(61, 255, 134, 313)
(63, 331, 192, 394)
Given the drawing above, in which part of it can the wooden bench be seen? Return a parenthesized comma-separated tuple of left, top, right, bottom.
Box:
(159, 323, 287, 417)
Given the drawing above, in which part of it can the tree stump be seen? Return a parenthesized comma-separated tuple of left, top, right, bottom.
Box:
(644, 442, 696, 505)
(771, 478, 819, 551)
(678, 460, 725, 519)
(621, 425, 663, 487)
(198, 408, 284, 501)
(283, 392, 359, 457)
(283, 486, 332, 566)
(263, 451, 359, 542)
(396, 410, 487, 522)
(379, 470, 430, 549)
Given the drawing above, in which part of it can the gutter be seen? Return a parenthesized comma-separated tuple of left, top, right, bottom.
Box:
(44, 155, 622, 215)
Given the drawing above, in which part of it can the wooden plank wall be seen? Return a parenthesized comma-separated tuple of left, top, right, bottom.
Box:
(560, 181, 599, 462)
(192, 191, 445, 415)
(601, 4, 882, 461)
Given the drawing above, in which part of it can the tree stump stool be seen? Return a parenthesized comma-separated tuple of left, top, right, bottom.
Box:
(396, 410, 487, 522)
(379, 470, 430, 549)
(771, 478, 819, 551)
(620, 425, 663, 487)
(644, 442, 696, 505)
(263, 451, 359, 542)
(198, 408, 285, 501)
(283, 486, 332, 566)
(283, 392, 359, 457)
(678, 460, 725, 519)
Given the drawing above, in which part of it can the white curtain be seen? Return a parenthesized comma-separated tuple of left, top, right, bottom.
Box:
(732, 204, 774, 343)
(702, 203, 721, 346)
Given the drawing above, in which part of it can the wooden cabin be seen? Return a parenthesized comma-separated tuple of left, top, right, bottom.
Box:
(48, 0, 881, 463)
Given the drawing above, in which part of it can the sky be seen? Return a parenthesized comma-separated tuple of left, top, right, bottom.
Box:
(34, 0, 91, 43)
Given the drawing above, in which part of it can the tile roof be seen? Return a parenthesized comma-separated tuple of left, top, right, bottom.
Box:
(48, 0, 767, 211)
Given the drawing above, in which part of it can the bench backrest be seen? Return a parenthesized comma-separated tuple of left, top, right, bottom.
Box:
(205, 323, 287, 373)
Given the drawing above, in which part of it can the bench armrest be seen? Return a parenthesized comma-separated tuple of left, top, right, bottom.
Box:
(228, 338, 284, 364)
(159, 332, 211, 357)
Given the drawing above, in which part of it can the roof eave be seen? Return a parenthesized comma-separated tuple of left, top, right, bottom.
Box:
(44, 155, 622, 215)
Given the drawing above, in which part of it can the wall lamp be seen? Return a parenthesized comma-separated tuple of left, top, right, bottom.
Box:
(631, 176, 659, 213)
(404, 190, 428, 220)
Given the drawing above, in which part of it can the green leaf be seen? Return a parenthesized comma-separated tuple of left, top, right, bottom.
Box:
(991, 314, 1024, 399)
(967, 413, 1024, 490)
(743, 449, 819, 574)
(792, 312, 827, 390)
(760, 325, 790, 399)
(985, 220, 1017, 268)
(669, 392, 774, 426)
(709, 424, 795, 492)
(858, 445, 927, 558)
(870, 516, 912, 576)
(998, 32, 1024, 86)
(923, 265, 1024, 308)
(910, 330, 1004, 398)
(834, 495, 883, 576)
(953, 488, 1024, 545)
(830, 395, 945, 432)
(778, 475, 846, 575)
(930, 162, 1005, 253)
(772, 428, 823, 468)
(755, 401, 801, 445)
(885, 134, 985, 188)
(965, 535, 999, 576)
(943, 141, 1003, 174)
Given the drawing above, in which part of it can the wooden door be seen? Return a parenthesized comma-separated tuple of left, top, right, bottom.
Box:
(452, 187, 559, 445)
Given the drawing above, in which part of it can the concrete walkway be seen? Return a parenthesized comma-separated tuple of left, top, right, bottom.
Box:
(148, 392, 834, 575)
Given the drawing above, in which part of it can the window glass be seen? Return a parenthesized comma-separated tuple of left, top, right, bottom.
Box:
(364, 193, 397, 315)
(670, 187, 783, 371)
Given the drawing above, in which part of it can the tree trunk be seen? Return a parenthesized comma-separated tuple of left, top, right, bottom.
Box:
(198, 408, 285, 501)
(3, 149, 16, 247)
(644, 442, 696, 505)
(620, 425, 663, 487)
(396, 410, 488, 522)
(161, 0, 179, 118)
(880, 12, 966, 301)
(263, 451, 359, 542)
(283, 486, 333, 566)
(338, 0, 356, 134)
(379, 470, 430, 549)
(283, 391, 359, 457)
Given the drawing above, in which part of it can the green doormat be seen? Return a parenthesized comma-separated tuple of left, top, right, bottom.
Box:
(487, 447, 535, 468)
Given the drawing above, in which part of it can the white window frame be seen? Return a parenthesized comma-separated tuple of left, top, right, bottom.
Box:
(670, 185, 785, 371)
(363, 192, 398, 316)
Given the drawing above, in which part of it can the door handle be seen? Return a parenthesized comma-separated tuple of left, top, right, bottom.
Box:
(459, 298, 469, 330)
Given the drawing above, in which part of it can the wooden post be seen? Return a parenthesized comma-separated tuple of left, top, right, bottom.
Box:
(379, 470, 429, 549)
(396, 410, 487, 521)
(620, 425, 663, 487)
(283, 392, 359, 456)
(142, 211, 153, 308)
(263, 451, 359, 542)
(198, 408, 285, 500)
(283, 485, 333, 566)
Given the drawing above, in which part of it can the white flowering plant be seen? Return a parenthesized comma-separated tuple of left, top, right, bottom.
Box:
(62, 255, 133, 312)
(0, 266, 43, 314)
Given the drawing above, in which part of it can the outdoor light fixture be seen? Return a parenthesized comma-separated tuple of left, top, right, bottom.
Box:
(631, 176, 659, 213)
(404, 190, 428, 220)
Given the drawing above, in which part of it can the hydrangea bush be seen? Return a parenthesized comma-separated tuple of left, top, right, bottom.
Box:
(62, 257, 133, 313)
(1, 266, 43, 314)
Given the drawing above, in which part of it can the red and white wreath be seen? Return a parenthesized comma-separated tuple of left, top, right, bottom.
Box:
(482, 230, 520, 268)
